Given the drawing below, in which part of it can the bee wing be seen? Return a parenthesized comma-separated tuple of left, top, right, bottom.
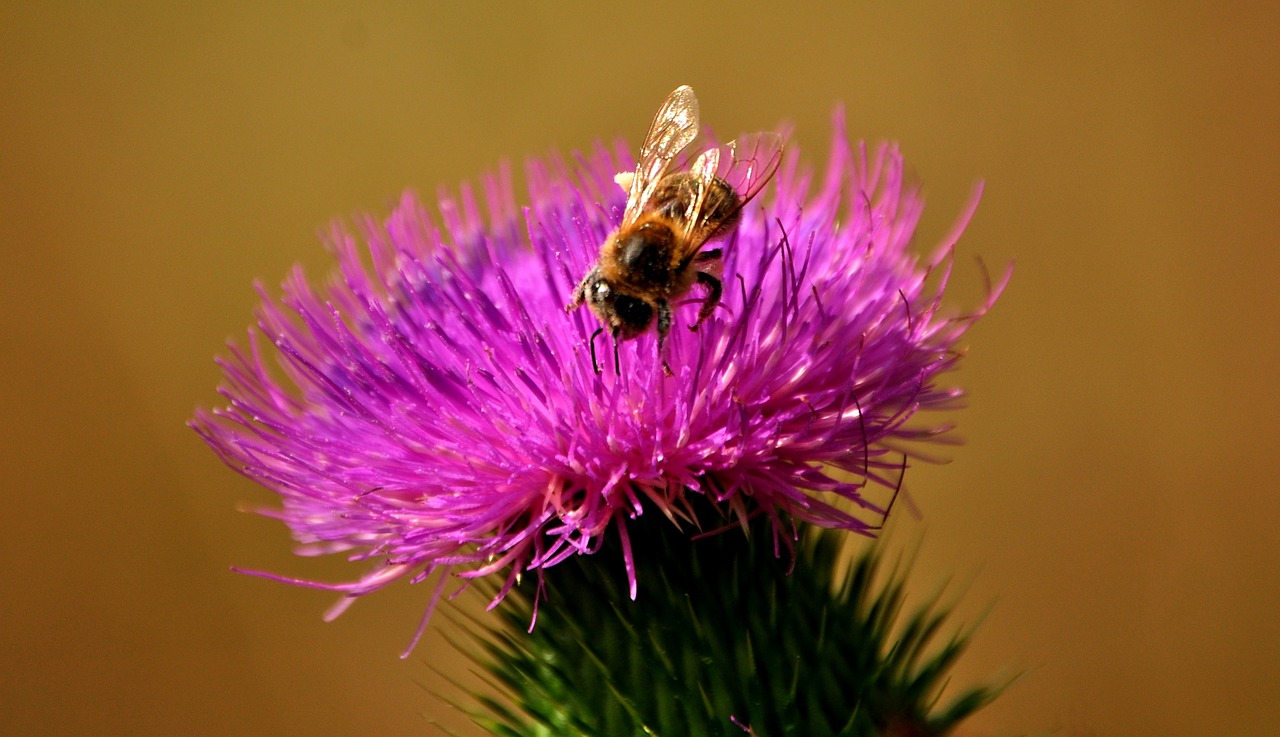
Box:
(624, 85, 701, 224)
(710, 131, 785, 208)
(689, 146, 721, 182)
(672, 131, 786, 259)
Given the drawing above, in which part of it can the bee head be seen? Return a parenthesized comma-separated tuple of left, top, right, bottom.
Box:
(586, 277, 653, 340)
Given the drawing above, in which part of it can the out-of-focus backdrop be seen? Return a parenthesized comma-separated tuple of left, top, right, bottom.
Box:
(3, 3, 1276, 735)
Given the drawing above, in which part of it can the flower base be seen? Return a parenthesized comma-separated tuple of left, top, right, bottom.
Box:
(473, 503, 999, 737)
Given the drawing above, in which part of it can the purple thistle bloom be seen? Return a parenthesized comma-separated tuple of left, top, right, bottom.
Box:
(192, 111, 1006, 652)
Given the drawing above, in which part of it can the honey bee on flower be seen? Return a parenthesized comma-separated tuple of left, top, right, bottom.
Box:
(568, 85, 784, 374)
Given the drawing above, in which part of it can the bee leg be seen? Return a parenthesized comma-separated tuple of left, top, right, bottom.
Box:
(691, 271, 722, 330)
(656, 298, 673, 376)
(694, 248, 722, 263)
(588, 327, 605, 374)
(567, 267, 597, 311)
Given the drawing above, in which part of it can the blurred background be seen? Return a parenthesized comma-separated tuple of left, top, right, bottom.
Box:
(3, 3, 1276, 735)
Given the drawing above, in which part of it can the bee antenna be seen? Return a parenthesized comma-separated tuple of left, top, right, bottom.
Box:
(589, 327, 605, 374)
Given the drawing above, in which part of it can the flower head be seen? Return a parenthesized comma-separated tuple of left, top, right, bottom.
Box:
(192, 111, 1005, 649)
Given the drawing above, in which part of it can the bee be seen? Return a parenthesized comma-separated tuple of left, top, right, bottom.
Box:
(567, 85, 784, 375)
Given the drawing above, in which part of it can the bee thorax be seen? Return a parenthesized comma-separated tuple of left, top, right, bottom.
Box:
(614, 221, 676, 291)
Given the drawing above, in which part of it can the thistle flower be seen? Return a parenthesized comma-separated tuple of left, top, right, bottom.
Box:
(192, 111, 1005, 651)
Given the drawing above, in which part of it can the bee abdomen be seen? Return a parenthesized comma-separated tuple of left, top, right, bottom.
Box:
(653, 173, 742, 240)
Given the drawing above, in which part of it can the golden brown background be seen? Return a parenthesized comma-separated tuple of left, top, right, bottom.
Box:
(3, 3, 1276, 735)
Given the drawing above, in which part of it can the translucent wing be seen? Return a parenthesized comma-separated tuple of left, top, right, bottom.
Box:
(623, 85, 701, 224)
(671, 131, 786, 258)
(689, 146, 720, 182)
(708, 131, 785, 210)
